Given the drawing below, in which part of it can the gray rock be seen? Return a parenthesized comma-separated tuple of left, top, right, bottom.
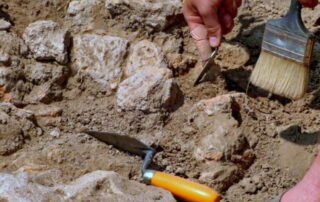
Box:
(0, 170, 176, 202)
(0, 66, 14, 90)
(126, 40, 167, 76)
(67, 0, 101, 16)
(0, 31, 24, 56)
(199, 162, 240, 192)
(105, 0, 182, 31)
(0, 103, 38, 155)
(0, 19, 11, 30)
(190, 93, 251, 163)
(116, 68, 180, 112)
(24, 62, 67, 85)
(72, 34, 128, 91)
(161, 79, 182, 110)
(23, 82, 62, 104)
(23, 20, 70, 64)
(0, 111, 24, 155)
(193, 113, 245, 161)
(22, 62, 67, 105)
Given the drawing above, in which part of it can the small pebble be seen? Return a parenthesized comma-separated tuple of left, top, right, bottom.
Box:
(50, 128, 60, 138)
(0, 19, 11, 30)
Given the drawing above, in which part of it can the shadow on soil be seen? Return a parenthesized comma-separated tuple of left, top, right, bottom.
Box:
(280, 128, 320, 146)
(222, 13, 279, 100)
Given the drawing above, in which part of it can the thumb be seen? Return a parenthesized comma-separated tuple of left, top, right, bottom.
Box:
(190, 25, 212, 62)
(199, 5, 222, 47)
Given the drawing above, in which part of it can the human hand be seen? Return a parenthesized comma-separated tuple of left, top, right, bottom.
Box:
(299, 0, 318, 8)
(183, 0, 318, 62)
(183, 0, 241, 61)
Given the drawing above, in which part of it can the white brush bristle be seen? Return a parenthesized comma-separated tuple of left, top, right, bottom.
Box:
(250, 51, 309, 100)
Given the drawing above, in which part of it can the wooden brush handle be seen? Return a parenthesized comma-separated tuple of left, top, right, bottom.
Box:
(148, 171, 221, 202)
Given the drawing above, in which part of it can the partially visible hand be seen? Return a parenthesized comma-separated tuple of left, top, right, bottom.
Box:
(183, 0, 241, 61)
(183, 0, 318, 62)
(299, 0, 318, 8)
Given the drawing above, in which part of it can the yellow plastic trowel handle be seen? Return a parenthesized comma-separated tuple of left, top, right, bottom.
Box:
(143, 170, 221, 202)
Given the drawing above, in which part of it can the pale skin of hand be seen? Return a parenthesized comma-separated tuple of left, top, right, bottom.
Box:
(281, 151, 320, 202)
(183, 0, 318, 62)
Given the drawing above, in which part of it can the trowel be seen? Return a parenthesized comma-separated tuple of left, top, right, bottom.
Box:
(83, 130, 221, 202)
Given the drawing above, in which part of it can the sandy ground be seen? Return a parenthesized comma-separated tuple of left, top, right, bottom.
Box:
(1, 0, 320, 201)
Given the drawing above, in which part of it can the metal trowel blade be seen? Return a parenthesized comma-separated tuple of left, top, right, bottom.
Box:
(194, 48, 218, 86)
(83, 130, 153, 157)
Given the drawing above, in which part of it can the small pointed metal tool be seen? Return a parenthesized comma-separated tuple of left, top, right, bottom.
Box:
(194, 48, 218, 86)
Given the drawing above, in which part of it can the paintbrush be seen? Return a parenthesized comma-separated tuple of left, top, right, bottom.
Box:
(250, 0, 315, 100)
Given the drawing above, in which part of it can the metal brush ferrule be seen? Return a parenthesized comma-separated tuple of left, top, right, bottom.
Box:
(261, 0, 315, 66)
(262, 23, 315, 66)
(143, 169, 155, 184)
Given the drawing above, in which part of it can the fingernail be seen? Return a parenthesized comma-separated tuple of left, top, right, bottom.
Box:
(209, 37, 218, 47)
